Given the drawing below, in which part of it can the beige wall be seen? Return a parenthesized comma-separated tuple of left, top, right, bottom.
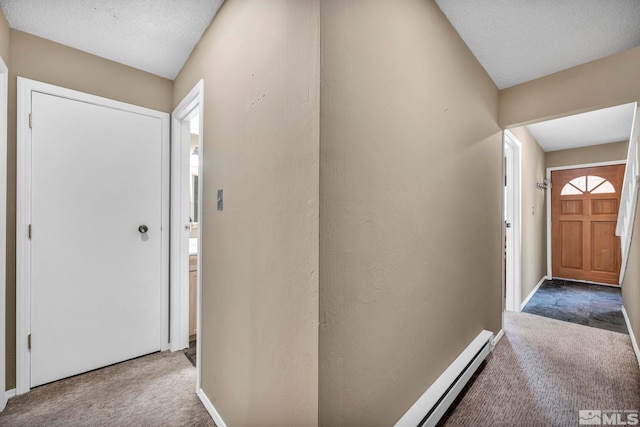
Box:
(509, 127, 546, 304)
(622, 192, 640, 352)
(9, 31, 172, 112)
(5, 30, 172, 390)
(499, 46, 640, 128)
(320, 1, 502, 426)
(0, 10, 8, 62)
(545, 141, 628, 169)
(0, 7, 7, 396)
(173, 1, 320, 425)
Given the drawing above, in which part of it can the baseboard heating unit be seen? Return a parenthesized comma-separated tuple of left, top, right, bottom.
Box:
(394, 330, 494, 427)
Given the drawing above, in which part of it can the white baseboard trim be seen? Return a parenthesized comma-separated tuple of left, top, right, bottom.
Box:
(5, 389, 15, 400)
(622, 306, 640, 369)
(197, 388, 227, 427)
(520, 276, 547, 311)
(491, 329, 504, 348)
(394, 330, 493, 427)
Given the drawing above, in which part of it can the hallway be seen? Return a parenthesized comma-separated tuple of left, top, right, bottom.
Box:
(440, 312, 640, 426)
(0, 2, 639, 425)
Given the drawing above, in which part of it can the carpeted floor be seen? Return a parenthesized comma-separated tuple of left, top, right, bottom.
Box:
(0, 351, 215, 427)
(439, 312, 640, 427)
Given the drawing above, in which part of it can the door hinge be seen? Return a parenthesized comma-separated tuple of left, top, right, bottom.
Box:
(29, 113, 32, 129)
(28, 224, 32, 239)
(28, 334, 31, 350)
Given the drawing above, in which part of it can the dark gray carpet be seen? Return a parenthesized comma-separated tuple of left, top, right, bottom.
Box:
(522, 279, 628, 334)
(0, 351, 215, 427)
(184, 340, 197, 367)
(439, 312, 640, 427)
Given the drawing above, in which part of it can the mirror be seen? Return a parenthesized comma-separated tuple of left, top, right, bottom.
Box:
(189, 119, 200, 235)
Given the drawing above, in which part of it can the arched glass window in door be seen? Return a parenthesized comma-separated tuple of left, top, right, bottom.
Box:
(560, 175, 615, 195)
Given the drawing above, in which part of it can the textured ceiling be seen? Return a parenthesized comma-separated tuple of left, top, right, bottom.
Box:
(435, 0, 640, 89)
(0, 0, 224, 79)
(526, 103, 636, 152)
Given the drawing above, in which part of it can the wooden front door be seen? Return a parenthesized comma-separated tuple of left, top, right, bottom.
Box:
(551, 165, 625, 285)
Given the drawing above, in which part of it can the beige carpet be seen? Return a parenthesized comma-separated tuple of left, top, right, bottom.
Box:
(0, 351, 216, 427)
(440, 312, 640, 427)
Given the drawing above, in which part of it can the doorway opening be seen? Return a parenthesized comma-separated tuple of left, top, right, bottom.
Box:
(184, 113, 200, 367)
(504, 130, 522, 313)
(170, 80, 204, 393)
(519, 102, 638, 336)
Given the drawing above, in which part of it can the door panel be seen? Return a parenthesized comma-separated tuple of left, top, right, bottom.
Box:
(561, 200, 583, 215)
(591, 222, 617, 273)
(591, 199, 617, 215)
(30, 91, 163, 387)
(551, 165, 624, 284)
(560, 221, 583, 269)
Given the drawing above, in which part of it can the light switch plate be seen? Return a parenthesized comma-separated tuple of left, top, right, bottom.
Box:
(217, 189, 223, 211)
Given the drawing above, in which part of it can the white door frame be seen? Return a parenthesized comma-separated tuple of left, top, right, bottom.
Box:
(546, 160, 627, 281)
(503, 130, 522, 312)
(0, 56, 8, 411)
(170, 80, 203, 392)
(15, 77, 171, 395)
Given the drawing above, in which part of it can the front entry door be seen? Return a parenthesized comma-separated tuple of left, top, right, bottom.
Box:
(551, 165, 625, 285)
(30, 89, 165, 387)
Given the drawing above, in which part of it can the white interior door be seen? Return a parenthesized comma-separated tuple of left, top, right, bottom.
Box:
(503, 131, 522, 312)
(30, 91, 163, 387)
(504, 142, 516, 312)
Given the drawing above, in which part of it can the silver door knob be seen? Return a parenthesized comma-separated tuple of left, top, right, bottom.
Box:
(138, 225, 149, 233)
